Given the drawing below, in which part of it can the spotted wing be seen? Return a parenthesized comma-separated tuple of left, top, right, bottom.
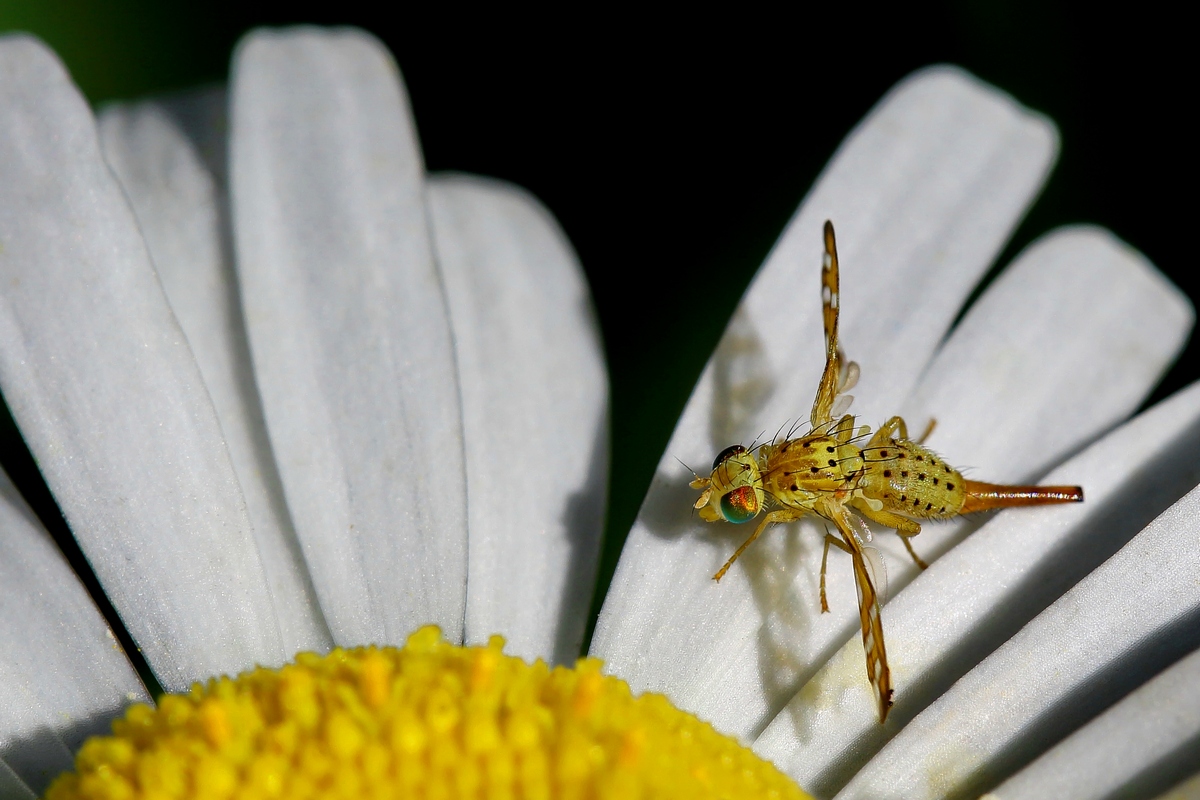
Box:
(810, 220, 842, 429)
(830, 504, 894, 723)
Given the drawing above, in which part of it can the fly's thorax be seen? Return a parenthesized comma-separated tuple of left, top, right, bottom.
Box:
(701, 444, 766, 523)
(762, 434, 863, 507)
(860, 439, 966, 519)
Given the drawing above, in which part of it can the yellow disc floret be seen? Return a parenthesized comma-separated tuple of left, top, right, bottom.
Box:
(45, 626, 811, 800)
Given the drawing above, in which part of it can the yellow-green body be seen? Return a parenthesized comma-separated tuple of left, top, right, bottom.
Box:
(700, 414, 968, 537)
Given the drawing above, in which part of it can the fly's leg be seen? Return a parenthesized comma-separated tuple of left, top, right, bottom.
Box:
(820, 531, 855, 612)
(873, 415, 906, 443)
(713, 509, 803, 582)
(834, 413, 861, 443)
(871, 414, 935, 446)
(851, 500, 929, 570)
(899, 534, 928, 570)
(866, 415, 910, 450)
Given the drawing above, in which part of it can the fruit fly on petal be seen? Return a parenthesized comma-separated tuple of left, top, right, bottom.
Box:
(690, 221, 1083, 723)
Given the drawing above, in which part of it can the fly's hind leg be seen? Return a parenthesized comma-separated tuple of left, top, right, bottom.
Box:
(713, 509, 804, 582)
(871, 415, 906, 445)
(820, 530, 855, 612)
(851, 500, 929, 570)
(870, 415, 936, 446)
(898, 534, 928, 570)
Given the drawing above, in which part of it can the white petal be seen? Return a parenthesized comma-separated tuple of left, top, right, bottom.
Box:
(837, 482, 1200, 800)
(1150, 772, 1200, 800)
(427, 174, 608, 664)
(986, 644, 1200, 800)
(756, 378, 1200, 794)
(846, 227, 1192, 594)
(0, 760, 35, 800)
(901, 226, 1192, 484)
(0, 469, 149, 794)
(99, 90, 333, 658)
(229, 28, 467, 645)
(0, 35, 282, 689)
(592, 66, 1056, 740)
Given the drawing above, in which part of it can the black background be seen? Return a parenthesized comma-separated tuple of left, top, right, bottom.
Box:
(1, 2, 1194, 653)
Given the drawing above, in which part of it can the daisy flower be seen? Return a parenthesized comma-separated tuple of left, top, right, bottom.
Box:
(1, 24, 1198, 800)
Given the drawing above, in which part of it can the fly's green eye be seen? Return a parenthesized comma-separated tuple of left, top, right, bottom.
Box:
(713, 444, 746, 471)
(719, 485, 759, 523)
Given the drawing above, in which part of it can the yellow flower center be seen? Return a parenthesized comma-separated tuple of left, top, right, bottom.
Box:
(45, 626, 811, 800)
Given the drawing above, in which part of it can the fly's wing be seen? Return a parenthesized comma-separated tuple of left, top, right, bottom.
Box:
(862, 544, 889, 604)
(810, 220, 843, 429)
(830, 504, 894, 723)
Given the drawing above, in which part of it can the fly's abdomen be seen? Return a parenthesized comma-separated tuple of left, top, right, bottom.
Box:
(860, 439, 966, 519)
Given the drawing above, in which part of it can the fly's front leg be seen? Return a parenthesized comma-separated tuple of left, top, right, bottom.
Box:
(820, 530, 855, 612)
(713, 509, 804, 582)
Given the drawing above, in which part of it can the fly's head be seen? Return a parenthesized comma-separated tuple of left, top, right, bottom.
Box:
(690, 444, 765, 524)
